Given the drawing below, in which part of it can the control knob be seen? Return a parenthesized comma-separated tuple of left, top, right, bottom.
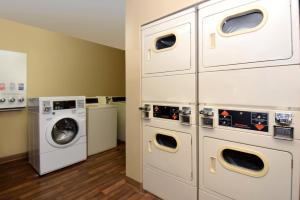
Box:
(179, 107, 191, 115)
(138, 104, 151, 112)
(8, 97, 15, 103)
(200, 108, 214, 117)
(18, 97, 24, 103)
(0, 98, 5, 103)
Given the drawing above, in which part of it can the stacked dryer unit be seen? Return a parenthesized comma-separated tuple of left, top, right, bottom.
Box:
(140, 8, 198, 200)
(197, 0, 300, 200)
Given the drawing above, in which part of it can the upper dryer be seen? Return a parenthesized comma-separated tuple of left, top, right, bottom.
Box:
(198, 0, 300, 72)
(141, 8, 197, 104)
(142, 8, 196, 77)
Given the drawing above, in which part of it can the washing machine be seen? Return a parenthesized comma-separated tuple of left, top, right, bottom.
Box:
(141, 7, 196, 104)
(140, 102, 197, 200)
(109, 97, 126, 142)
(198, 105, 300, 200)
(86, 97, 117, 156)
(95, 96, 126, 141)
(28, 96, 87, 175)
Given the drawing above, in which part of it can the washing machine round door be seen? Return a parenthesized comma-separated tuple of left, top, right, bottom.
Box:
(51, 118, 78, 145)
(46, 116, 83, 148)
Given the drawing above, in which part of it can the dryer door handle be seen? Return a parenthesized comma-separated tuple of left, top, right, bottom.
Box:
(210, 33, 216, 49)
(148, 140, 152, 153)
(147, 49, 151, 60)
(210, 156, 217, 174)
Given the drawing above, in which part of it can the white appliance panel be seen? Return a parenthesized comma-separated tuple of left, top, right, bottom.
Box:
(142, 8, 196, 77)
(203, 137, 292, 200)
(0, 50, 27, 109)
(87, 106, 117, 155)
(142, 74, 196, 104)
(143, 166, 197, 200)
(198, 0, 299, 71)
(40, 142, 86, 175)
(143, 126, 193, 181)
(198, 65, 300, 108)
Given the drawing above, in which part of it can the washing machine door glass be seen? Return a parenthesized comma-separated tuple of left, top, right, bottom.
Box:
(51, 118, 79, 145)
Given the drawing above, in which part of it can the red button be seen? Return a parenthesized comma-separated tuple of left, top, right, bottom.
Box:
(221, 110, 229, 117)
(0, 83, 5, 91)
(255, 124, 265, 131)
(172, 114, 177, 120)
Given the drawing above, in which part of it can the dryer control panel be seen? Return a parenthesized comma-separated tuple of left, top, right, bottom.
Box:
(153, 105, 179, 120)
(218, 109, 269, 132)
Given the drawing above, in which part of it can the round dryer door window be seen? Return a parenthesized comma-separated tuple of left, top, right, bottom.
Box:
(51, 118, 79, 145)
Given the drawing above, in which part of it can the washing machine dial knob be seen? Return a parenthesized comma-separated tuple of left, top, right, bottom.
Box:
(18, 97, 24, 103)
(0, 98, 5, 103)
(9, 97, 15, 103)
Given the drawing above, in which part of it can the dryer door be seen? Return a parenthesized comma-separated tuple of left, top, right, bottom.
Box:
(142, 10, 195, 76)
(46, 116, 82, 148)
(203, 137, 292, 200)
(200, 0, 292, 70)
(143, 126, 192, 181)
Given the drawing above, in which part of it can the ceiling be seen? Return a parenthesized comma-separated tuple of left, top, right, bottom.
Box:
(0, 0, 125, 50)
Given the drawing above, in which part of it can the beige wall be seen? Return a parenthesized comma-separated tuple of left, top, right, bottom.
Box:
(125, 0, 203, 182)
(0, 18, 125, 158)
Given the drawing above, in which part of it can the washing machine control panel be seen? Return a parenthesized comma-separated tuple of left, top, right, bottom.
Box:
(153, 105, 179, 120)
(218, 109, 269, 132)
(42, 100, 79, 114)
(42, 101, 52, 114)
(53, 100, 76, 110)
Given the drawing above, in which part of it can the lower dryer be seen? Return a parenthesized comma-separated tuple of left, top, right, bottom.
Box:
(198, 105, 300, 200)
(140, 102, 197, 200)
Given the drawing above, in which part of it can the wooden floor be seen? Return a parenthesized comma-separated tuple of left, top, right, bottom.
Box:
(0, 144, 159, 200)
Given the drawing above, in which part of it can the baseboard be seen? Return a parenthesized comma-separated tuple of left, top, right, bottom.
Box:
(117, 139, 125, 145)
(126, 176, 162, 199)
(0, 152, 28, 165)
(1, 142, 125, 165)
(125, 176, 143, 191)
